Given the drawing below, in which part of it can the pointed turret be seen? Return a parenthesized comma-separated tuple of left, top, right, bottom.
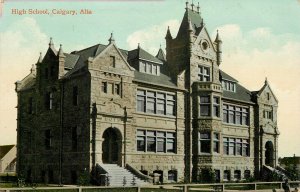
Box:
(165, 26, 173, 40)
(156, 45, 166, 62)
(108, 32, 115, 44)
(215, 30, 222, 66)
(37, 52, 43, 64)
(58, 44, 65, 79)
(58, 44, 65, 57)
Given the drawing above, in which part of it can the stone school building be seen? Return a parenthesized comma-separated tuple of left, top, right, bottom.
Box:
(15, 3, 280, 184)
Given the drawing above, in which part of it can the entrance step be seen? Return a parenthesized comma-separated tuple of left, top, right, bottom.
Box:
(99, 164, 150, 187)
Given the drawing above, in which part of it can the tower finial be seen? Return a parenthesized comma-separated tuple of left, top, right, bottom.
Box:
(191, 0, 194, 11)
(165, 26, 172, 39)
(197, 2, 200, 14)
(38, 52, 43, 63)
(108, 32, 115, 44)
(265, 77, 268, 84)
(58, 44, 65, 57)
(49, 37, 54, 48)
(138, 43, 140, 49)
(185, 1, 189, 10)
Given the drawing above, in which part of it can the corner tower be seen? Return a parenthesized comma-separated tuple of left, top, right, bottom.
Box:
(166, 2, 223, 182)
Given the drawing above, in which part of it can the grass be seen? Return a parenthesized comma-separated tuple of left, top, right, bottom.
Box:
(83, 188, 137, 192)
(256, 183, 281, 190)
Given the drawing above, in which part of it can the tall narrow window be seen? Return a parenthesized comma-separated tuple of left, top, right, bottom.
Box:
(199, 132, 211, 153)
(45, 92, 53, 110)
(223, 105, 228, 122)
(242, 108, 249, 125)
(157, 93, 166, 115)
(146, 91, 155, 114)
(229, 106, 235, 124)
(45, 130, 52, 149)
(115, 84, 120, 95)
(166, 132, 175, 153)
(213, 97, 220, 117)
(168, 170, 177, 182)
(223, 137, 229, 155)
(147, 131, 156, 152)
(101, 82, 107, 93)
(72, 126, 78, 151)
(200, 96, 210, 116)
(242, 139, 249, 156)
(166, 94, 175, 116)
(236, 107, 242, 125)
(137, 90, 146, 112)
(110, 56, 116, 67)
(137, 130, 146, 152)
(224, 170, 230, 181)
(73, 86, 78, 106)
(229, 138, 235, 155)
(213, 133, 219, 153)
(236, 139, 242, 156)
(234, 170, 241, 181)
(157, 132, 165, 152)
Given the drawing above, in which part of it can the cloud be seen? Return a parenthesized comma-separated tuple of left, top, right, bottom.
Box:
(0, 17, 49, 145)
(126, 19, 180, 54)
(215, 24, 300, 156)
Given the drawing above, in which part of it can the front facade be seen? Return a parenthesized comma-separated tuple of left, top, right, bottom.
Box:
(15, 3, 280, 184)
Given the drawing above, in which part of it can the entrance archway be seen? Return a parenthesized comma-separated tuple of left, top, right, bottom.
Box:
(102, 128, 122, 164)
(265, 141, 274, 167)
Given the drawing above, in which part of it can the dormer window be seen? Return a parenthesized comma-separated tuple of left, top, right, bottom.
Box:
(139, 61, 160, 76)
(222, 80, 236, 92)
(198, 66, 210, 82)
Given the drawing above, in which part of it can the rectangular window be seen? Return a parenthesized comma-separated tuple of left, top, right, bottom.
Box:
(101, 82, 107, 93)
(140, 62, 146, 73)
(137, 89, 176, 116)
(222, 80, 236, 92)
(213, 97, 220, 117)
(213, 133, 219, 153)
(72, 126, 78, 151)
(244, 170, 251, 179)
(224, 170, 230, 181)
(137, 90, 146, 112)
(137, 129, 176, 153)
(73, 86, 78, 106)
(234, 170, 241, 181)
(198, 66, 210, 82)
(200, 96, 210, 116)
(168, 170, 177, 182)
(223, 104, 249, 126)
(45, 130, 52, 149)
(199, 132, 211, 153)
(110, 56, 116, 67)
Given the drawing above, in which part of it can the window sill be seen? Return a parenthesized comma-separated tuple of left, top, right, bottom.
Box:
(134, 112, 176, 119)
(222, 123, 249, 128)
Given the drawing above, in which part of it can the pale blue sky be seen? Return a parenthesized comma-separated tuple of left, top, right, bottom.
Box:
(0, 0, 300, 157)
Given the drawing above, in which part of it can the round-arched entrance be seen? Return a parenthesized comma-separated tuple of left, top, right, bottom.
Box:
(102, 127, 122, 164)
(265, 141, 274, 167)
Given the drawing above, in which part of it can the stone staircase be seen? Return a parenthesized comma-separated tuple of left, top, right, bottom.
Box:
(99, 164, 149, 187)
(263, 165, 288, 181)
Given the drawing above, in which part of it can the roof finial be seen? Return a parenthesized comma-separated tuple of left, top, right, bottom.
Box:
(165, 26, 173, 39)
(197, 2, 200, 14)
(138, 43, 140, 49)
(201, 18, 204, 27)
(38, 52, 43, 63)
(185, 1, 189, 10)
(49, 37, 54, 48)
(58, 44, 65, 57)
(30, 64, 36, 73)
(265, 77, 268, 84)
(191, 0, 194, 11)
(108, 32, 115, 44)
